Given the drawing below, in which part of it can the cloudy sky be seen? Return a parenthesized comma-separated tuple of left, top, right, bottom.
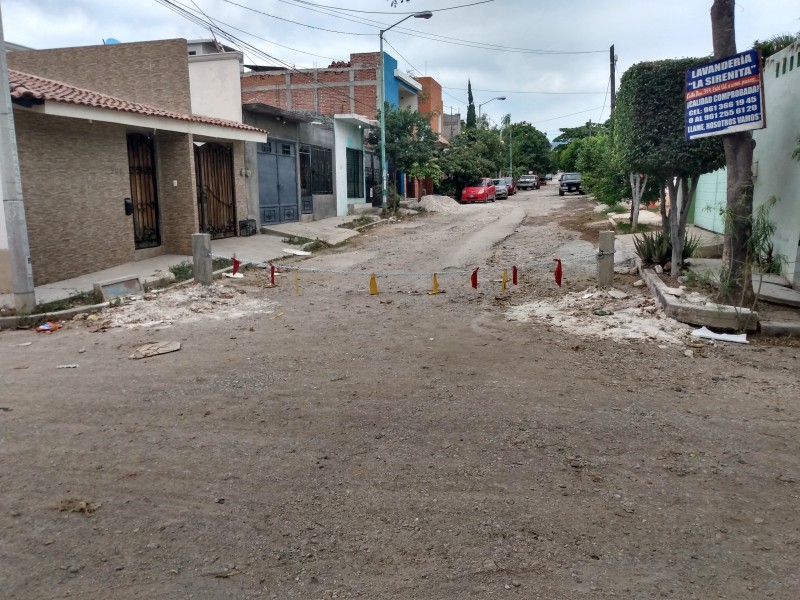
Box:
(3, 0, 798, 139)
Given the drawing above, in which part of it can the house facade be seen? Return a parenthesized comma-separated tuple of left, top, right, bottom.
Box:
(240, 51, 424, 205)
(3, 39, 264, 288)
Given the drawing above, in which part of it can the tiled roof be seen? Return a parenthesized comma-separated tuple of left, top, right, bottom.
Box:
(8, 69, 266, 133)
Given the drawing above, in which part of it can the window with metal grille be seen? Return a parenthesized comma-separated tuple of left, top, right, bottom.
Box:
(282, 143, 292, 156)
(346, 148, 364, 198)
(300, 145, 333, 195)
(311, 147, 333, 194)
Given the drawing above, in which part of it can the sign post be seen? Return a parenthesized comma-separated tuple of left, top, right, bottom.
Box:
(685, 48, 765, 140)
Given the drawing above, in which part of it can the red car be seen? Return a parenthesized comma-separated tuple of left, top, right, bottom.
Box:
(537, 175, 547, 186)
(503, 177, 516, 195)
(461, 177, 496, 203)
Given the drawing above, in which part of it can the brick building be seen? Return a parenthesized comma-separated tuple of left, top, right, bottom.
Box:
(3, 39, 264, 289)
(241, 51, 422, 119)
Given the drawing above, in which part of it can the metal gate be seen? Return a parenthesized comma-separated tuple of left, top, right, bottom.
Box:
(257, 140, 299, 225)
(195, 142, 236, 239)
(126, 133, 161, 249)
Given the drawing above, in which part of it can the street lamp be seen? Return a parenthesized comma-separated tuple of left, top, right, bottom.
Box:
(477, 96, 506, 123)
(380, 10, 433, 211)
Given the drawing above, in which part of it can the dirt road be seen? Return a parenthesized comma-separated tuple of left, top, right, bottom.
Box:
(2, 186, 799, 599)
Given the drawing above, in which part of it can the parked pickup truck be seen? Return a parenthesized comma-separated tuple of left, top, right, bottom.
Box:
(559, 172, 584, 196)
(517, 174, 540, 190)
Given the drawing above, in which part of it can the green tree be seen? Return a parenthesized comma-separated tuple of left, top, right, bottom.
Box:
(510, 121, 552, 175)
(615, 58, 725, 276)
(368, 104, 437, 175)
(438, 127, 504, 197)
(465, 80, 476, 130)
(574, 133, 629, 206)
(752, 31, 800, 58)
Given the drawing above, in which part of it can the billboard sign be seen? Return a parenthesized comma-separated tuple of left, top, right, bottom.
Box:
(685, 49, 765, 140)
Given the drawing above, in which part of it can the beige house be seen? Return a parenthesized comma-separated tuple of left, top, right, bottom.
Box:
(2, 39, 265, 289)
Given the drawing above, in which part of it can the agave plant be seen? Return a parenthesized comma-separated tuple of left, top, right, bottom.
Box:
(633, 227, 699, 267)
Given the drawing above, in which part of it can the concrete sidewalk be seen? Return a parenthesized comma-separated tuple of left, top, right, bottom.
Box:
(688, 258, 800, 308)
(0, 215, 368, 309)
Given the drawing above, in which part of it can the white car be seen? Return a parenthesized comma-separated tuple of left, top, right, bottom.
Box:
(491, 179, 509, 199)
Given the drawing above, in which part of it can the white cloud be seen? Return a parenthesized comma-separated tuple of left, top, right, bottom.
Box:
(4, 0, 798, 138)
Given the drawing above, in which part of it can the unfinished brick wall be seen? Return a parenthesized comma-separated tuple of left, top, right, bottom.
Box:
(8, 39, 192, 114)
(14, 110, 134, 285)
(241, 52, 383, 119)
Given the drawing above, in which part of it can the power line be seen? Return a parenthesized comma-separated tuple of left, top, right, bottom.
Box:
(597, 77, 611, 124)
(531, 106, 606, 125)
(289, 0, 495, 14)
(442, 86, 606, 95)
(223, 0, 607, 55)
(221, 0, 374, 36)
(154, 0, 382, 116)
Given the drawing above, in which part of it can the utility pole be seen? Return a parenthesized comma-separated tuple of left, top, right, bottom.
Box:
(0, 4, 36, 313)
(610, 44, 617, 113)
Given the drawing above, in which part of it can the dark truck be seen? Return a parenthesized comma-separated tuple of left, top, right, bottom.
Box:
(517, 174, 539, 190)
(559, 172, 584, 196)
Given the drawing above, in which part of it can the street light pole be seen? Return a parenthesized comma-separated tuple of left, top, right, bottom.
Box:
(380, 10, 432, 212)
(509, 123, 513, 177)
(0, 5, 35, 313)
(477, 96, 506, 124)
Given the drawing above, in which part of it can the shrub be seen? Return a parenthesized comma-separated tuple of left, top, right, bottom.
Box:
(633, 228, 699, 267)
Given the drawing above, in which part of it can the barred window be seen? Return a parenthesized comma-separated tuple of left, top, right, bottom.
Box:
(311, 147, 332, 194)
(300, 145, 333, 195)
(346, 148, 364, 199)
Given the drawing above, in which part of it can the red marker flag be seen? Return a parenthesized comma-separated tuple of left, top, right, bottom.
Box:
(268, 261, 276, 286)
(553, 259, 563, 287)
(512, 265, 518, 286)
(232, 256, 240, 276)
(471, 267, 479, 289)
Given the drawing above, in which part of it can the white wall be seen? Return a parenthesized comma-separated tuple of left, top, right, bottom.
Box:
(753, 43, 800, 287)
(188, 56, 243, 123)
(333, 120, 366, 216)
(693, 168, 726, 234)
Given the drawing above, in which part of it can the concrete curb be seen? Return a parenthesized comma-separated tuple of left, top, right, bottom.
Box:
(1, 302, 108, 330)
(0, 266, 235, 330)
(638, 262, 759, 332)
(759, 321, 800, 337)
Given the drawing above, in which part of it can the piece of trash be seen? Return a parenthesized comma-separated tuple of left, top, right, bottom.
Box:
(691, 326, 748, 344)
(269, 312, 284, 320)
(223, 272, 244, 279)
(215, 569, 240, 578)
(56, 364, 79, 369)
(282, 248, 312, 256)
(15, 342, 32, 347)
(58, 498, 101, 515)
(36, 322, 62, 333)
(593, 309, 614, 316)
(215, 498, 225, 504)
(0, 407, 12, 412)
(129, 341, 182, 359)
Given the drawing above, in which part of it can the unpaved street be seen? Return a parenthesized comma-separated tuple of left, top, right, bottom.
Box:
(2, 186, 799, 599)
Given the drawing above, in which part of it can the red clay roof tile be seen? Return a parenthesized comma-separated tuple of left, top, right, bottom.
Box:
(8, 69, 265, 134)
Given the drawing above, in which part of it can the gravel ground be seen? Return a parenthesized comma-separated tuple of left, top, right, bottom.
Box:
(1, 186, 798, 599)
